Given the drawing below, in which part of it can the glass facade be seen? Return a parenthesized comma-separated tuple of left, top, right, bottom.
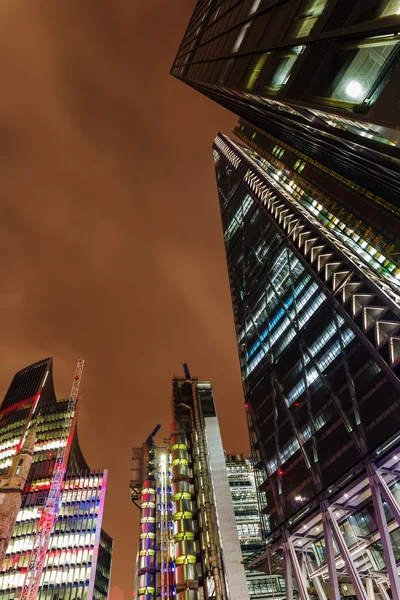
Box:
(0, 359, 112, 600)
(226, 454, 285, 599)
(171, 0, 400, 189)
(213, 133, 400, 592)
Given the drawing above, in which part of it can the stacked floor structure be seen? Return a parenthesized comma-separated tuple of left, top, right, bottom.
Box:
(213, 132, 400, 600)
(0, 358, 112, 600)
(130, 369, 249, 600)
(225, 453, 285, 599)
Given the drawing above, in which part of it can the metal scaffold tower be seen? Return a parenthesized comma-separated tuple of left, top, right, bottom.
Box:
(20, 359, 84, 600)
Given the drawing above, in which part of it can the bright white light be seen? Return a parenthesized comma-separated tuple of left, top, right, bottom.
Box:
(394, 455, 398, 460)
(344, 493, 348, 498)
(345, 80, 364, 99)
(248, 0, 262, 15)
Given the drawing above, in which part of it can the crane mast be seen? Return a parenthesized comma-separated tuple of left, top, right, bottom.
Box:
(20, 359, 84, 600)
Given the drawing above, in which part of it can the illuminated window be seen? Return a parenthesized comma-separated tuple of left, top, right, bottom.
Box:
(287, 0, 328, 39)
(322, 36, 399, 105)
(358, 0, 400, 21)
(272, 145, 285, 158)
(294, 160, 306, 173)
(248, 0, 262, 15)
(241, 53, 270, 90)
(232, 21, 252, 53)
(266, 46, 305, 92)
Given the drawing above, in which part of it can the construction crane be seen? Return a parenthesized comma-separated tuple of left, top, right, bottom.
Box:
(20, 359, 84, 600)
(146, 424, 161, 446)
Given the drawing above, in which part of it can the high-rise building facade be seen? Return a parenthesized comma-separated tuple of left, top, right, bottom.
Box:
(233, 118, 400, 277)
(130, 368, 249, 600)
(213, 133, 400, 600)
(171, 0, 400, 153)
(225, 453, 285, 599)
(0, 358, 112, 600)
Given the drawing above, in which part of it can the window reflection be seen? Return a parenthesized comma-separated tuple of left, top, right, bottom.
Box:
(266, 46, 304, 92)
(324, 37, 399, 104)
(287, 0, 328, 39)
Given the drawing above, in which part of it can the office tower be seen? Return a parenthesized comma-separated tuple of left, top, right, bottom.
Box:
(234, 118, 400, 274)
(130, 367, 249, 600)
(171, 0, 400, 154)
(213, 132, 400, 600)
(0, 424, 37, 567)
(225, 453, 285, 600)
(0, 358, 112, 600)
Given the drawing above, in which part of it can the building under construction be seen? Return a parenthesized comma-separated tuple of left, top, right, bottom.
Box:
(0, 358, 112, 600)
(130, 367, 249, 600)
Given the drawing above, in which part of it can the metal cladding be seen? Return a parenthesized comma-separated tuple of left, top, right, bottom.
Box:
(132, 375, 247, 600)
(171, 426, 198, 592)
(137, 479, 156, 598)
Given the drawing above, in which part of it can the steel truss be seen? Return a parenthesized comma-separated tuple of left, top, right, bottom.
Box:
(250, 459, 400, 600)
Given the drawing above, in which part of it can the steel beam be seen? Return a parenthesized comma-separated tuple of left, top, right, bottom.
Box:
(371, 463, 400, 528)
(283, 541, 294, 600)
(377, 582, 391, 600)
(314, 576, 328, 600)
(322, 501, 367, 600)
(321, 501, 341, 600)
(366, 578, 375, 600)
(367, 464, 400, 600)
(284, 532, 310, 600)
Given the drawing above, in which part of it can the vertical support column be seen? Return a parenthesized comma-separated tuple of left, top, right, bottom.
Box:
(321, 501, 367, 600)
(283, 532, 310, 600)
(300, 553, 308, 584)
(314, 576, 328, 600)
(321, 501, 340, 600)
(377, 582, 391, 600)
(283, 542, 294, 600)
(369, 463, 400, 528)
(366, 578, 375, 600)
(367, 464, 400, 600)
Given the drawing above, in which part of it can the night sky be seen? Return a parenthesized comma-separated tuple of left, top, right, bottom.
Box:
(0, 2, 250, 598)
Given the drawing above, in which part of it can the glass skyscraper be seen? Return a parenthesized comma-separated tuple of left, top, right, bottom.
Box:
(213, 132, 400, 600)
(0, 358, 112, 600)
(130, 368, 249, 600)
(171, 0, 400, 152)
(171, 0, 400, 220)
(225, 453, 285, 599)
